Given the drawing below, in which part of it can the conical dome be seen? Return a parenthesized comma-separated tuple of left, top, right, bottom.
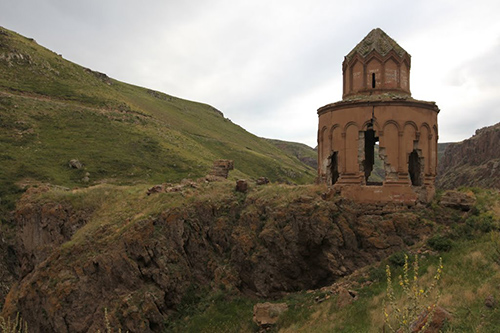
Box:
(345, 28, 409, 62)
(342, 28, 412, 99)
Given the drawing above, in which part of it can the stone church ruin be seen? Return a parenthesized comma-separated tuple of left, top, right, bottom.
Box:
(317, 28, 439, 204)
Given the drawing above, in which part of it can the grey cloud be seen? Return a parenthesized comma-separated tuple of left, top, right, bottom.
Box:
(1, 0, 500, 147)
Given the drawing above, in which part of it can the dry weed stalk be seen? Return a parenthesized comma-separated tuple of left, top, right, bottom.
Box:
(97, 308, 127, 333)
(384, 254, 443, 332)
(0, 313, 28, 333)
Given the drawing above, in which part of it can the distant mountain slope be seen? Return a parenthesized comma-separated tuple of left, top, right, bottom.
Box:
(438, 142, 452, 163)
(437, 122, 500, 189)
(266, 139, 317, 170)
(0, 26, 315, 216)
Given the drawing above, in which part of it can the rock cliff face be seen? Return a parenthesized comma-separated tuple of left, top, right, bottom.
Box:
(0, 229, 16, 310)
(437, 122, 500, 189)
(2, 183, 434, 332)
(13, 187, 95, 278)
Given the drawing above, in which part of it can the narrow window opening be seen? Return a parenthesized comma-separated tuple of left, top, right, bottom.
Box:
(371, 73, 376, 88)
(363, 128, 383, 185)
(329, 151, 339, 185)
(408, 149, 422, 186)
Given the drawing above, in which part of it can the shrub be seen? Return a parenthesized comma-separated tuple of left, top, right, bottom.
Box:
(491, 231, 500, 266)
(427, 235, 453, 252)
(367, 265, 386, 282)
(389, 251, 409, 267)
(466, 213, 495, 233)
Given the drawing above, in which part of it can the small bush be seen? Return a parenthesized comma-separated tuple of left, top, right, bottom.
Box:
(466, 213, 495, 233)
(491, 231, 500, 266)
(427, 235, 453, 252)
(367, 265, 386, 282)
(451, 223, 474, 240)
(389, 251, 409, 267)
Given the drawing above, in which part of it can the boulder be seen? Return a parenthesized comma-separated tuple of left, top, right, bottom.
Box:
(256, 177, 269, 185)
(68, 159, 83, 169)
(235, 179, 248, 193)
(440, 190, 476, 211)
(485, 294, 496, 308)
(253, 302, 288, 328)
(408, 306, 451, 333)
(336, 287, 358, 309)
(146, 185, 164, 195)
(210, 159, 234, 178)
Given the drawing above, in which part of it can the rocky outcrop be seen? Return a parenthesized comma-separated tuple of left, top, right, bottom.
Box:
(210, 159, 234, 178)
(235, 179, 248, 192)
(440, 190, 476, 211)
(253, 302, 288, 328)
(0, 229, 16, 310)
(2, 184, 435, 332)
(409, 306, 452, 333)
(68, 159, 83, 169)
(13, 187, 95, 278)
(437, 122, 500, 189)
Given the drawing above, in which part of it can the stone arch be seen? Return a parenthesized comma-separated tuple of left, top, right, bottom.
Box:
(366, 56, 382, 89)
(404, 120, 418, 131)
(382, 120, 401, 133)
(361, 119, 381, 132)
(401, 59, 410, 90)
(330, 124, 341, 144)
(343, 121, 360, 133)
(320, 125, 328, 144)
(319, 126, 329, 176)
(344, 122, 360, 174)
(330, 124, 343, 173)
(362, 118, 382, 183)
(327, 151, 340, 185)
(403, 121, 418, 152)
(380, 121, 400, 178)
(419, 124, 431, 175)
(383, 56, 399, 89)
(431, 124, 439, 175)
(350, 59, 364, 93)
(420, 122, 431, 133)
(408, 149, 423, 186)
(403, 121, 419, 180)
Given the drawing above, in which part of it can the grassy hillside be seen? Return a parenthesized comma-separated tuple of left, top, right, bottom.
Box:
(266, 139, 317, 170)
(0, 26, 315, 218)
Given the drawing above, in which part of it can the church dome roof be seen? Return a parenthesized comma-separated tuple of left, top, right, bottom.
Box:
(345, 28, 409, 62)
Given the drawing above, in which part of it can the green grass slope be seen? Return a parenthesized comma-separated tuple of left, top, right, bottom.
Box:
(266, 139, 317, 170)
(0, 26, 315, 218)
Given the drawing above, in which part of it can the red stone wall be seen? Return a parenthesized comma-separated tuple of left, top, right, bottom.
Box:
(342, 52, 411, 98)
(317, 100, 439, 202)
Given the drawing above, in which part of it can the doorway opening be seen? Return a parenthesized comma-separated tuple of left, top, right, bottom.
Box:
(364, 128, 384, 185)
(329, 151, 339, 185)
(408, 149, 422, 186)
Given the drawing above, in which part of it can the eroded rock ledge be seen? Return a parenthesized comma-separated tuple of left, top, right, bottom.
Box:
(2, 183, 438, 332)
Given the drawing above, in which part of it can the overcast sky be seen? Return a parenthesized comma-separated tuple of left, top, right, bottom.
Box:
(1, 0, 499, 147)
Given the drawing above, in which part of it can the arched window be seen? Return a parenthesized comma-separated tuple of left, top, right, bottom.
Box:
(408, 150, 422, 186)
(329, 152, 339, 185)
